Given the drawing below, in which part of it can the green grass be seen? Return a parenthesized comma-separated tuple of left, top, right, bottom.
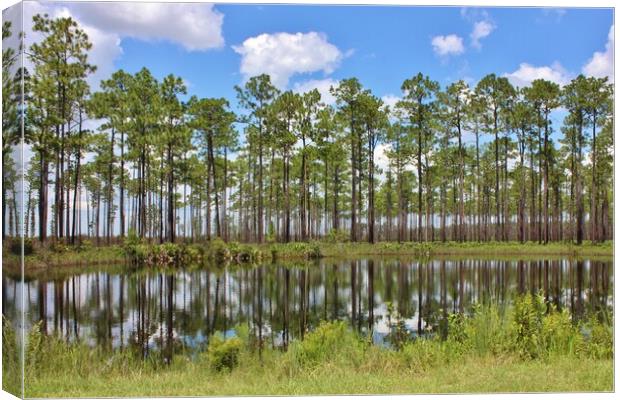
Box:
(24, 354, 613, 397)
(3, 245, 125, 277)
(3, 239, 612, 276)
(267, 240, 613, 260)
(9, 294, 614, 397)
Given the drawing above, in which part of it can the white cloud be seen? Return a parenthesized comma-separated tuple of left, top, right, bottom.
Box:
(582, 25, 614, 82)
(381, 94, 400, 110)
(292, 78, 339, 105)
(22, 1, 225, 90)
(22, 2, 123, 90)
(375, 143, 391, 174)
(69, 2, 225, 51)
(233, 32, 343, 88)
(543, 8, 566, 18)
(470, 20, 495, 49)
(460, 7, 490, 22)
(431, 34, 465, 56)
(503, 62, 571, 87)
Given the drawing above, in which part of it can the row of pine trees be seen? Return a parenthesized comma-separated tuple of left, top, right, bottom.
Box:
(2, 15, 614, 246)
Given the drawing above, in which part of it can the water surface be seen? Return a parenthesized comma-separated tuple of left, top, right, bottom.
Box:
(3, 257, 612, 358)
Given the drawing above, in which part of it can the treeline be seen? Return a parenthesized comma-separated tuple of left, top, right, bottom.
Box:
(2, 15, 614, 246)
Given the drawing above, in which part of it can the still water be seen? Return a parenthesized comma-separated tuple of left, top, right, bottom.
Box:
(3, 257, 613, 357)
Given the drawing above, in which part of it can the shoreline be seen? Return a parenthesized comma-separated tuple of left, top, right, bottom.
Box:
(2, 240, 613, 278)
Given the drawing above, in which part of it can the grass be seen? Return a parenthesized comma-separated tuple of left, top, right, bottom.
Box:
(5, 239, 612, 274)
(24, 354, 613, 397)
(6, 294, 613, 397)
(3, 245, 125, 278)
(270, 240, 614, 259)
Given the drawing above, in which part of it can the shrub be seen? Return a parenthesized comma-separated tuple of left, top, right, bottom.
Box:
(179, 244, 203, 264)
(325, 229, 349, 243)
(540, 307, 581, 357)
(209, 238, 231, 263)
(9, 237, 34, 256)
(384, 301, 412, 349)
(512, 293, 546, 359)
(236, 245, 261, 263)
(207, 334, 243, 372)
(50, 238, 70, 254)
(270, 247, 278, 262)
(286, 321, 365, 370)
(463, 304, 511, 356)
(267, 222, 276, 244)
(75, 239, 93, 253)
(122, 229, 143, 259)
(582, 320, 613, 359)
(400, 339, 445, 372)
(380, 242, 402, 253)
(446, 312, 468, 345)
(307, 242, 322, 259)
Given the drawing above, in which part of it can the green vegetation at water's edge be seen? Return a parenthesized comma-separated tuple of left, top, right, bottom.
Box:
(8, 239, 613, 272)
(5, 294, 613, 397)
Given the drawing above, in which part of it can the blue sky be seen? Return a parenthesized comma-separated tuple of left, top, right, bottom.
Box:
(16, 2, 614, 110)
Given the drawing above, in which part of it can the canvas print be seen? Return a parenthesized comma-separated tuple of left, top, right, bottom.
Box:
(1, 1, 615, 398)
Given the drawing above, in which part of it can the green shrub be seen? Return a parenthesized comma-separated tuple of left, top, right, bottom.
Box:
(380, 242, 403, 253)
(267, 222, 276, 244)
(236, 245, 261, 263)
(207, 334, 243, 372)
(270, 247, 278, 262)
(9, 237, 34, 256)
(463, 304, 511, 356)
(122, 229, 143, 259)
(384, 301, 412, 349)
(287, 321, 365, 370)
(307, 242, 322, 259)
(400, 339, 445, 372)
(50, 238, 70, 254)
(75, 239, 93, 253)
(446, 312, 468, 345)
(209, 238, 231, 263)
(540, 307, 581, 357)
(582, 320, 613, 359)
(512, 293, 546, 359)
(179, 244, 203, 264)
(325, 229, 349, 243)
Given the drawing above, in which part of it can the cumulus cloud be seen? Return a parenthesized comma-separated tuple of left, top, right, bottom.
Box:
(21, 1, 225, 89)
(503, 62, 571, 88)
(381, 94, 401, 111)
(22, 2, 123, 90)
(68, 2, 225, 51)
(431, 34, 465, 56)
(233, 32, 343, 88)
(374, 143, 391, 174)
(582, 25, 614, 82)
(292, 78, 339, 105)
(470, 20, 495, 49)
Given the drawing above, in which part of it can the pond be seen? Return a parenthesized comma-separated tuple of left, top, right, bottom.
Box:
(3, 257, 613, 358)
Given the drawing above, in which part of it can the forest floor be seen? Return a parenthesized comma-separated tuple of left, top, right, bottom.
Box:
(3, 240, 613, 276)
